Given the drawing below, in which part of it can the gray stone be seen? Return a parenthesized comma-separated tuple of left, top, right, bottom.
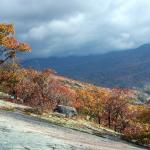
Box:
(54, 105, 77, 117)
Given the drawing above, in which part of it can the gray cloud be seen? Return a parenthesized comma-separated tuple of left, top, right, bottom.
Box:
(1, 0, 150, 58)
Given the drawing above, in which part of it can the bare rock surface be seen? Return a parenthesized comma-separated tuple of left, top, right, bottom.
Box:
(0, 110, 148, 150)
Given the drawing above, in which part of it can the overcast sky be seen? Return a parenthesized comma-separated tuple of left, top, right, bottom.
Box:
(1, 0, 150, 58)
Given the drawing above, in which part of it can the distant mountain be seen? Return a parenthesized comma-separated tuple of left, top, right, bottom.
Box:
(22, 44, 150, 88)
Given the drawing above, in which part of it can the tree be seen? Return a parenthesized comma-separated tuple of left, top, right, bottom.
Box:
(103, 88, 130, 131)
(0, 23, 31, 100)
(0, 64, 21, 97)
(75, 86, 108, 124)
(0, 23, 31, 65)
(47, 79, 76, 107)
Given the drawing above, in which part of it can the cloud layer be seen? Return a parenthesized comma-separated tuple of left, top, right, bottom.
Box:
(1, 0, 150, 57)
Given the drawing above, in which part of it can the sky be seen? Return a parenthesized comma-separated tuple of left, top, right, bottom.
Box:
(1, 0, 150, 58)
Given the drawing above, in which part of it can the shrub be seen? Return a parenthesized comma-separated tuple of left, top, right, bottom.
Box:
(123, 122, 150, 145)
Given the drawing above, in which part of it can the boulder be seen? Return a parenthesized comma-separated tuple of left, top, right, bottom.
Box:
(54, 105, 77, 117)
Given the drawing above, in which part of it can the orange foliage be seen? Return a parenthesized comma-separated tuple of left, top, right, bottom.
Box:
(1, 37, 19, 49)
(0, 23, 31, 65)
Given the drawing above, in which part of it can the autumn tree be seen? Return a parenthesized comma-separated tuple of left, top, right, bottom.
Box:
(47, 80, 76, 108)
(10, 68, 75, 112)
(0, 23, 31, 100)
(0, 64, 21, 97)
(75, 87, 108, 124)
(0, 23, 31, 65)
(103, 88, 131, 131)
(31, 69, 57, 112)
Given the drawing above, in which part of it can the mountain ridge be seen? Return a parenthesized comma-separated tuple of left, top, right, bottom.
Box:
(22, 44, 150, 88)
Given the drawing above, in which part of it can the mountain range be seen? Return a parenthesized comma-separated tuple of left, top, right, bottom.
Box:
(22, 44, 150, 88)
